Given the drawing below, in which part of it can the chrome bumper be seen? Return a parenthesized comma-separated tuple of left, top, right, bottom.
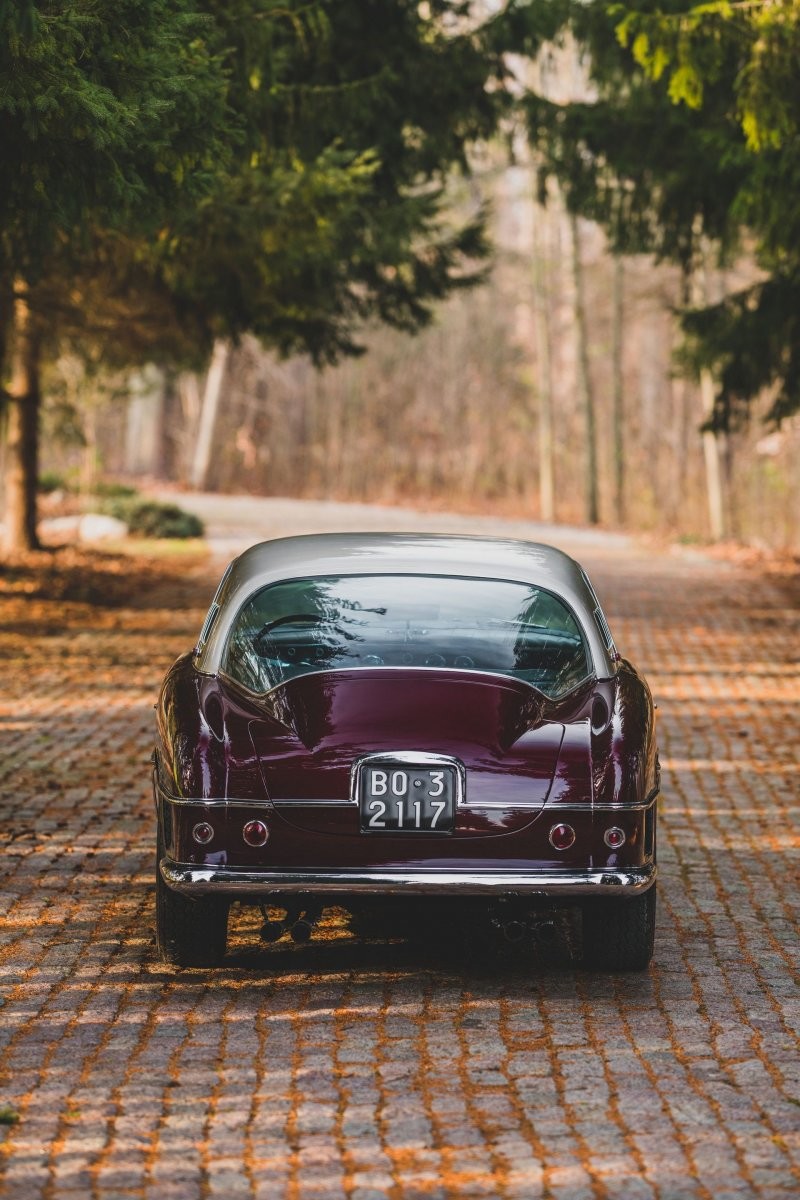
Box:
(160, 859, 656, 897)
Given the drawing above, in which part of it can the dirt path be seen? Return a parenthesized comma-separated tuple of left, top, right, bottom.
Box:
(1, 501, 798, 1199)
(148, 490, 635, 559)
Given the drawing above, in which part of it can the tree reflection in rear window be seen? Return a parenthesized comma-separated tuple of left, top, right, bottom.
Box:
(223, 574, 592, 699)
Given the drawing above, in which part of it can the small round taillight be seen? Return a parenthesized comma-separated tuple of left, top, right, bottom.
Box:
(604, 826, 626, 849)
(192, 822, 214, 845)
(549, 823, 576, 851)
(243, 819, 269, 848)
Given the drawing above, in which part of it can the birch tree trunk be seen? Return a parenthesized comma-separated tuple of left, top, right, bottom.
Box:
(569, 212, 599, 525)
(191, 338, 230, 491)
(4, 283, 42, 552)
(533, 200, 555, 523)
(611, 254, 625, 525)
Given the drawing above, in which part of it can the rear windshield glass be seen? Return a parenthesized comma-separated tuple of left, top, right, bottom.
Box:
(223, 574, 591, 700)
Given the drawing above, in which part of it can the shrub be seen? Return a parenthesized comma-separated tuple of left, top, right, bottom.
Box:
(103, 498, 204, 539)
(38, 471, 70, 493)
(92, 480, 139, 499)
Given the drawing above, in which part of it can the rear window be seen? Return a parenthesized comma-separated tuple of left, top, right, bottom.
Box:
(223, 574, 592, 700)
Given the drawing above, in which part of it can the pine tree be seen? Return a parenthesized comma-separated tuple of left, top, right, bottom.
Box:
(515, 0, 800, 431)
(0, 0, 230, 549)
(1, 1, 514, 550)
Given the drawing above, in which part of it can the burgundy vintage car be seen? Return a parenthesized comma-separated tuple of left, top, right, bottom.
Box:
(154, 534, 658, 969)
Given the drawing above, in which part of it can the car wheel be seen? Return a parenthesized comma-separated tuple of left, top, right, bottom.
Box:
(581, 887, 656, 971)
(155, 830, 229, 967)
(348, 905, 390, 940)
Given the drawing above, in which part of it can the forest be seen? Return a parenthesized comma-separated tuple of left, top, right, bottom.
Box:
(2, 0, 799, 551)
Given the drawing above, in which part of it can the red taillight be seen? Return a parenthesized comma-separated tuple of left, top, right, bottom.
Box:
(243, 819, 269, 847)
(192, 822, 214, 845)
(604, 826, 626, 849)
(549, 823, 576, 851)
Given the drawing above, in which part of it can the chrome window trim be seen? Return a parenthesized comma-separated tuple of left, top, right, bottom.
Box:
(194, 561, 234, 658)
(194, 602, 220, 656)
(593, 606, 616, 653)
(579, 566, 618, 657)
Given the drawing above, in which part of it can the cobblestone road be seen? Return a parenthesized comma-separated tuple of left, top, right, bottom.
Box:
(0, 511, 798, 1199)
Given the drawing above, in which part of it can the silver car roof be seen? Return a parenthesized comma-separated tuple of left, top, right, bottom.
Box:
(195, 532, 618, 679)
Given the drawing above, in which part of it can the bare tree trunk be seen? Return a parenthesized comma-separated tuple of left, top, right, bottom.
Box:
(611, 254, 625, 525)
(154, 367, 180, 481)
(4, 283, 42, 552)
(700, 370, 726, 540)
(569, 213, 599, 525)
(177, 372, 201, 484)
(691, 236, 727, 540)
(669, 270, 692, 526)
(191, 338, 229, 491)
(80, 404, 98, 495)
(533, 202, 555, 523)
(723, 433, 739, 540)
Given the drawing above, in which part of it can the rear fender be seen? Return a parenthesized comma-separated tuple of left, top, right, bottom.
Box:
(156, 657, 278, 800)
(590, 662, 656, 805)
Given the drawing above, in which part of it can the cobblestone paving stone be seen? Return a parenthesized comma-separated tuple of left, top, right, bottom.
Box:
(0, 534, 798, 1199)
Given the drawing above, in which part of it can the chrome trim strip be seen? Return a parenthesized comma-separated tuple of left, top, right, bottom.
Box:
(551, 785, 660, 814)
(159, 860, 656, 897)
(156, 769, 660, 815)
(157, 783, 660, 813)
(467, 801, 546, 811)
(163, 796, 274, 809)
(552, 802, 649, 812)
(274, 799, 353, 807)
(155, 773, 347, 809)
(153, 774, 262, 809)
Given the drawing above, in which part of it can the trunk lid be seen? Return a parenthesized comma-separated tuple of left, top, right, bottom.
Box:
(248, 669, 565, 839)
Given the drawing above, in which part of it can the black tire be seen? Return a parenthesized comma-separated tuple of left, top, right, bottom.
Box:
(348, 906, 390, 940)
(581, 887, 656, 971)
(155, 831, 229, 967)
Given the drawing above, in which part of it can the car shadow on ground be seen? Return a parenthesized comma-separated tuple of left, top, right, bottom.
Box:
(145, 903, 652, 999)
(140, 931, 658, 1007)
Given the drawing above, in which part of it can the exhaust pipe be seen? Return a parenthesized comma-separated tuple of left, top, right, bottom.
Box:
(290, 919, 314, 944)
(534, 920, 558, 946)
(502, 919, 527, 944)
(259, 900, 303, 944)
(259, 919, 286, 943)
